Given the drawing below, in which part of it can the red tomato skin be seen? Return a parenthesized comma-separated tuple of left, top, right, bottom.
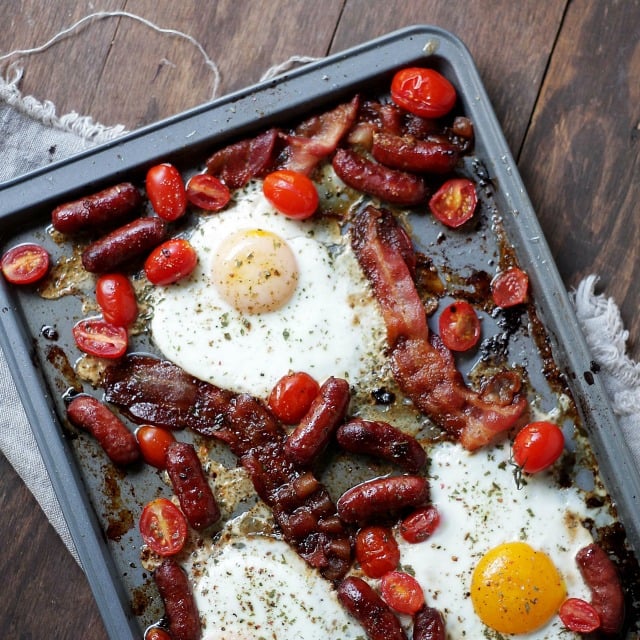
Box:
(144, 238, 198, 286)
(491, 267, 529, 308)
(95, 273, 138, 327)
(139, 498, 188, 557)
(146, 163, 187, 221)
(429, 178, 477, 228)
(380, 571, 425, 615)
(513, 421, 565, 474)
(399, 505, 441, 544)
(72, 318, 128, 359)
(438, 300, 481, 351)
(1, 243, 50, 285)
(186, 173, 231, 211)
(263, 170, 319, 219)
(559, 598, 601, 633)
(136, 425, 176, 469)
(268, 371, 320, 425)
(390, 67, 457, 118)
(355, 526, 400, 578)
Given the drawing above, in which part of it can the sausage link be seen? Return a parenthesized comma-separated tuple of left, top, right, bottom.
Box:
(413, 605, 446, 640)
(576, 543, 625, 634)
(337, 475, 429, 524)
(51, 182, 142, 234)
(154, 558, 201, 640)
(336, 418, 426, 473)
(332, 147, 427, 206)
(165, 441, 220, 530)
(81, 216, 167, 273)
(66, 395, 139, 465)
(284, 377, 350, 467)
(337, 576, 407, 640)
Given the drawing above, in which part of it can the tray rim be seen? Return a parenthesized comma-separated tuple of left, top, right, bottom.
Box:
(0, 23, 637, 638)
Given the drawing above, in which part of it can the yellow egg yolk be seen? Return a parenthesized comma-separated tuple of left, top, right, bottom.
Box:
(212, 228, 299, 314)
(470, 541, 567, 635)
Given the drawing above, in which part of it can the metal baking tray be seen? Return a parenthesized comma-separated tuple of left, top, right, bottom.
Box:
(1, 25, 639, 638)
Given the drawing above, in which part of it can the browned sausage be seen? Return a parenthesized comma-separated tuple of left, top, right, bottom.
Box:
(576, 543, 625, 634)
(413, 605, 446, 640)
(154, 558, 201, 640)
(51, 183, 142, 234)
(66, 395, 139, 465)
(284, 377, 350, 467)
(165, 441, 220, 530)
(332, 148, 428, 206)
(336, 418, 426, 473)
(371, 132, 460, 175)
(337, 576, 407, 640)
(81, 216, 167, 273)
(337, 475, 429, 524)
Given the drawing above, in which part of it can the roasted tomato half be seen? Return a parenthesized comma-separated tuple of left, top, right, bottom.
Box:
(438, 300, 481, 351)
(1, 243, 50, 285)
(139, 498, 188, 557)
(429, 177, 477, 228)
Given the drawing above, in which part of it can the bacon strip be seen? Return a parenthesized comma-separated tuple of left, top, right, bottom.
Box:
(103, 355, 352, 581)
(351, 206, 526, 450)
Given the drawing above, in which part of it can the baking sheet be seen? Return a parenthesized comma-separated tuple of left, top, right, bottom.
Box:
(1, 25, 639, 638)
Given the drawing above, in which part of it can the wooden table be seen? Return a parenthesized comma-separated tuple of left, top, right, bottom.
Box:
(1, 1, 638, 637)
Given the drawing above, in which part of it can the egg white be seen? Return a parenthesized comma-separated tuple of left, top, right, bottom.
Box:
(149, 181, 387, 399)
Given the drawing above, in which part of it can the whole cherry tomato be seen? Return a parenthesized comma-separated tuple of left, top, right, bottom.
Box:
(268, 371, 320, 424)
(390, 67, 457, 118)
(429, 178, 477, 228)
(355, 525, 400, 578)
(146, 163, 187, 221)
(95, 273, 138, 327)
(144, 238, 198, 286)
(380, 571, 425, 615)
(491, 267, 529, 308)
(512, 421, 565, 474)
(263, 170, 319, 219)
(1, 242, 50, 285)
(139, 498, 188, 557)
(559, 598, 601, 633)
(72, 318, 128, 359)
(145, 627, 172, 640)
(186, 173, 231, 211)
(399, 505, 441, 544)
(136, 425, 176, 469)
(438, 300, 481, 352)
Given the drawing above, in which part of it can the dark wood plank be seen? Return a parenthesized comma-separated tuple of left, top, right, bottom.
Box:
(518, 0, 640, 358)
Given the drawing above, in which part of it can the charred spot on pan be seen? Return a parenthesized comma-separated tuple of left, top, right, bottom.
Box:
(372, 387, 395, 405)
(590, 360, 601, 373)
(584, 370, 595, 385)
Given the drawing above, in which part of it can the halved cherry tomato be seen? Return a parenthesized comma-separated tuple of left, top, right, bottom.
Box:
(263, 170, 319, 219)
(355, 525, 400, 578)
(1, 243, 50, 285)
(268, 371, 320, 425)
(139, 498, 188, 557)
(95, 273, 138, 327)
(512, 421, 565, 474)
(146, 163, 187, 221)
(136, 425, 176, 469)
(438, 300, 481, 351)
(390, 67, 457, 118)
(429, 178, 477, 228)
(145, 627, 172, 640)
(186, 173, 231, 211)
(144, 238, 198, 286)
(559, 598, 601, 633)
(399, 505, 441, 544)
(72, 318, 128, 359)
(491, 267, 529, 308)
(380, 571, 425, 615)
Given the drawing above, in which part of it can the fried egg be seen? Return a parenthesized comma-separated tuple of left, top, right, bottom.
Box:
(149, 181, 387, 398)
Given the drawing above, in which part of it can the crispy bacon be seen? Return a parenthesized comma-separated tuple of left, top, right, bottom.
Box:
(279, 96, 359, 175)
(102, 354, 352, 581)
(351, 206, 527, 450)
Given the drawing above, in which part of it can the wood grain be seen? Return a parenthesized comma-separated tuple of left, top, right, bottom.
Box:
(1, 1, 639, 638)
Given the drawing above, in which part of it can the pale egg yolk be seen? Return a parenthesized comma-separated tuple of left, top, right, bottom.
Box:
(212, 228, 299, 314)
(470, 541, 567, 634)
